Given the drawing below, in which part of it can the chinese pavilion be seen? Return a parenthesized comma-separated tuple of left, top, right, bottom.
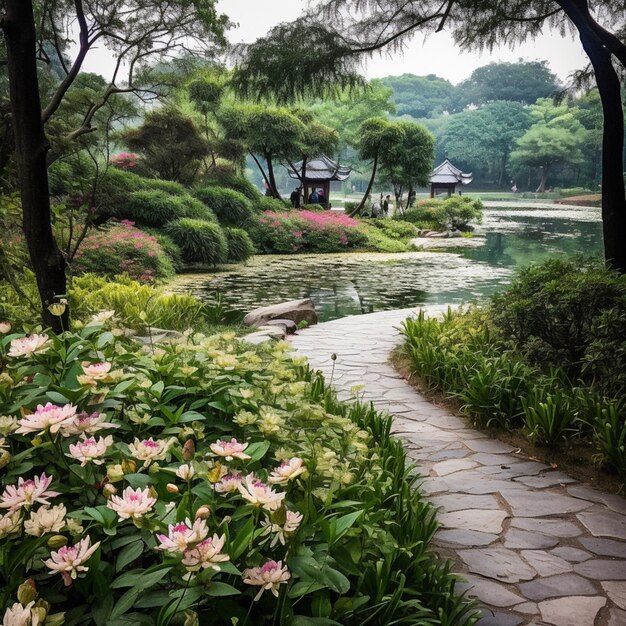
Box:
(288, 154, 351, 208)
(430, 159, 473, 197)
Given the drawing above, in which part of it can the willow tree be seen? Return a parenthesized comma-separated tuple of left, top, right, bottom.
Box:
(0, 0, 228, 331)
(233, 1, 626, 273)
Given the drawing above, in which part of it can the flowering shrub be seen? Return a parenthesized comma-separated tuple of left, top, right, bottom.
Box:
(251, 210, 368, 254)
(72, 222, 175, 282)
(0, 320, 474, 624)
(110, 152, 141, 170)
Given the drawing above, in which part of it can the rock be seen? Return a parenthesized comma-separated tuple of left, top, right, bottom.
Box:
(257, 326, 287, 339)
(133, 327, 185, 345)
(518, 573, 596, 601)
(243, 299, 317, 327)
(458, 548, 537, 583)
(264, 319, 298, 334)
(241, 331, 278, 345)
(537, 596, 605, 626)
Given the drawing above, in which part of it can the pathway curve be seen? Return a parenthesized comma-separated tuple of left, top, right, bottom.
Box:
(289, 307, 626, 626)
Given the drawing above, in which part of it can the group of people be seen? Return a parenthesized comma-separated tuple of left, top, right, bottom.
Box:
(367, 194, 394, 218)
(289, 187, 327, 208)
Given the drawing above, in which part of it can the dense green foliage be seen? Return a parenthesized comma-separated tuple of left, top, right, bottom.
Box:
(399, 197, 484, 231)
(165, 218, 229, 266)
(202, 170, 262, 201)
(125, 191, 212, 227)
(380, 74, 459, 118)
(225, 227, 256, 262)
(194, 186, 255, 227)
(401, 259, 626, 478)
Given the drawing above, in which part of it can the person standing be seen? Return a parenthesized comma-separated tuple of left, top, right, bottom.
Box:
(309, 189, 320, 204)
(290, 187, 301, 208)
(382, 194, 391, 217)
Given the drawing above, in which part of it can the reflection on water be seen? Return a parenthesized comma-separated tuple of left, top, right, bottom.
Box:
(172, 206, 604, 323)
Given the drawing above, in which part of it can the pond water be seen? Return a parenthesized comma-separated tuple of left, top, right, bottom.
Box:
(171, 204, 604, 322)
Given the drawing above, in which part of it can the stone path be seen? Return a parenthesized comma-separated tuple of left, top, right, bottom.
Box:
(289, 307, 626, 626)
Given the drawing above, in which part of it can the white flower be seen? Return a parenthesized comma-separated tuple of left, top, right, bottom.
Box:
(7, 334, 49, 358)
(213, 473, 242, 494)
(61, 411, 118, 436)
(0, 511, 21, 537)
(175, 463, 196, 481)
(89, 310, 115, 324)
(243, 560, 290, 601)
(0, 473, 59, 511)
(16, 403, 77, 436)
(181, 533, 229, 571)
(261, 510, 303, 547)
(24, 504, 67, 537)
(43, 536, 101, 586)
(155, 518, 208, 553)
(0, 416, 18, 436)
(0, 321, 11, 334)
(107, 486, 156, 520)
(67, 436, 113, 466)
(128, 437, 169, 467)
(77, 361, 112, 386)
(238, 474, 285, 512)
(2, 601, 38, 626)
(209, 438, 251, 461)
(268, 457, 306, 485)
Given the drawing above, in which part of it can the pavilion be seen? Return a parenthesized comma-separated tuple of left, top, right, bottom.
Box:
(430, 159, 473, 197)
(288, 154, 351, 208)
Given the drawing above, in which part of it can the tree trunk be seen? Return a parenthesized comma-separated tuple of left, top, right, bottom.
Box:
(350, 153, 378, 217)
(265, 153, 281, 199)
(536, 166, 548, 193)
(2, 0, 67, 331)
(558, 0, 626, 273)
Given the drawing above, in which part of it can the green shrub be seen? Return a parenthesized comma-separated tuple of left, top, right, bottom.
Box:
(357, 222, 408, 252)
(204, 170, 261, 201)
(165, 217, 228, 265)
(225, 227, 255, 262)
(176, 194, 218, 222)
(194, 186, 254, 227)
(300, 203, 325, 212)
(258, 196, 289, 212)
(142, 229, 184, 271)
(125, 190, 183, 227)
(399, 196, 483, 231)
(363, 218, 418, 240)
(344, 201, 359, 212)
(72, 222, 174, 282)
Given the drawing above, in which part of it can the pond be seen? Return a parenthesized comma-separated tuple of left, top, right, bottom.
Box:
(170, 204, 604, 322)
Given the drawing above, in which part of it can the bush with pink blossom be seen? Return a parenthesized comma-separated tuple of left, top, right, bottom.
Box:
(72, 221, 175, 282)
(0, 318, 474, 624)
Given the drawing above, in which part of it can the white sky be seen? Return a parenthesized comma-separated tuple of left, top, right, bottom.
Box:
(79, 0, 590, 86)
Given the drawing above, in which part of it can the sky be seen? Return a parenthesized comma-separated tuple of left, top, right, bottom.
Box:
(79, 0, 591, 86)
(215, 0, 590, 85)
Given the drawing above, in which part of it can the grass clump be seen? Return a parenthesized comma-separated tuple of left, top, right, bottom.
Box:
(165, 217, 228, 266)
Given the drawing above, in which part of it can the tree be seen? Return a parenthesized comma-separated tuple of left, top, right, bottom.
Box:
(510, 98, 586, 191)
(457, 61, 559, 107)
(124, 109, 209, 185)
(380, 73, 460, 118)
(233, 0, 626, 273)
(352, 118, 404, 215)
(0, 0, 228, 331)
(378, 121, 434, 210)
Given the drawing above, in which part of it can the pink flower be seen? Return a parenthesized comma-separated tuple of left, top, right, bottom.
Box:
(128, 437, 170, 467)
(43, 536, 101, 586)
(61, 411, 118, 436)
(156, 518, 208, 553)
(0, 473, 59, 511)
(78, 361, 112, 384)
(67, 436, 113, 466)
(214, 473, 242, 494)
(8, 334, 49, 358)
(261, 510, 303, 547)
(268, 457, 306, 485)
(243, 560, 290, 601)
(181, 533, 229, 571)
(209, 438, 251, 462)
(238, 474, 285, 511)
(16, 403, 77, 435)
(107, 486, 156, 520)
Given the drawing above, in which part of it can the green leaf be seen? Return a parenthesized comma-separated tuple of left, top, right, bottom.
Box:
(229, 517, 255, 560)
(205, 582, 240, 597)
(246, 440, 270, 462)
(109, 588, 141, 621)
(331, 510, 364, 544)
(111, 566, 170, 590)
(124, 473, 154, 488)
(288, 581, 326, 598)
(116, 540, 144, 572)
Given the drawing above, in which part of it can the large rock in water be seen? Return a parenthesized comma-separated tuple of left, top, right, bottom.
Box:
(243, 299, 317, 327)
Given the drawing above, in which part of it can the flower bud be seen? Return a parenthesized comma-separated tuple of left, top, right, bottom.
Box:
(31, 607, 48, 623)
(182, 438, 195, 461)
(148, 486, 159, 500)
(103, 484, 117, 497)
(176, 463, 195, 481)
(47, 302, 67, 317)
(195, 506, 210, 520)
(121, 459, 137, 474)
(47, 535, 68, 549)
(45, 613, 66, 626)
(331, 353, 337, 361)
(0, 321, 11, 334)
(183, 610, 199, 626)
(166, 483, 179, 494)
(17, 579, 37, 605)
(0, 450, 11, 470)
(107, 464, 124, 483)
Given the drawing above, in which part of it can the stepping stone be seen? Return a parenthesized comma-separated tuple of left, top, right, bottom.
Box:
(463, 439, 515, 454)
(436, 529, 499, 547)
(513, 601, 539, 614)
(458, 548, 537, 583)
(501, 491, 593, 517)
(456, 574, 524, 607)
(429, 449, 471, 461)
(574, 559, 626, 580)
(511, 517, 582, 538)
(518, 573, 597, 601)
(475, 611, 524, 626)
(520, 551, 573, 577)
(601, 581, 626, 610)
(577, 510, 626, 541)
(504, 528, 559, 549)
(514, 472, 577, 489)
(439, 509, 508, 534)
(430, 494, 500, 513)
(608, 608, 626, 626)
(537, 596, 605, 626)
(470, 453, 527, 467)
(432, 458, 479, 476)
(579, 537, 626, 558)
(550, 547, 592, 563)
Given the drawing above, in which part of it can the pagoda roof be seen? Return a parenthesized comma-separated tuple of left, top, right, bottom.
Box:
(288, 154, 351, 182)
(431, 159, 473, 185)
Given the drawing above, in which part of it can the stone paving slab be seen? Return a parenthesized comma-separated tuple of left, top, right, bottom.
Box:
(289, 307, 626, 626)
